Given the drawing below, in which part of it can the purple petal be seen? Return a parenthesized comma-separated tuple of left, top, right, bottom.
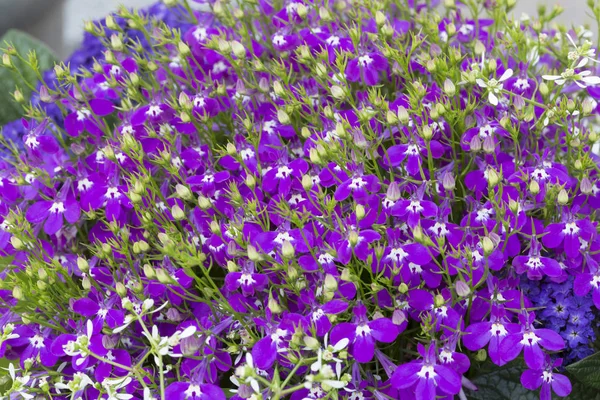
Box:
(536, 328, 565, 351)
(434, 364, 461, 395)
(72, 298, 100, 317)
(252, 337, 276, 370)
(368, 318, 398, 343)
(551, 373, 572, 397)
(391, 361, 421, 389)
(352, 333, 375, 363)
(520, 369, 543, 390)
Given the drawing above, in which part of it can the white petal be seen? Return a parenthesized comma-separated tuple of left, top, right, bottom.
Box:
(86, 320, 93, 338)
(488, 92, 498, 106)
(250, 378, 260, 393)
(179, 326, 196, 339)
(577, 58, 589, 68)
(583, 76, 600, 85)
(333, 338, 349, 351)
(322, 379, 347, 388)
(499, 68, 513, 81)
(476, 79, 487, 88)
(579, 70, 591, 76)
(565, 32, 577, 48)
(556, 79, 566, 85)
(575, 80, 587, 89)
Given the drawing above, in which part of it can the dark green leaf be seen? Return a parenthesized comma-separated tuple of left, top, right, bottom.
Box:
(566, 351, 600, 389)
(0, 29, 58, 125)
(467, 361, 536, 400)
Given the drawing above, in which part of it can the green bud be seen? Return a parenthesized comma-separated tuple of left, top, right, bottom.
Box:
(557, 188, 569, 205)
(398, 282, 409, 294)
(2, 54, 12, 68)
(319, 7, 333, 22)
(348, 231, 359, 246)
(248, 245, 261, 262)
(12, 285, 23, 300)
(397, 106, 409, 124)
(487, 168, 500, 187)
(386, 110, 398, 124)
(455, 280, 471, 297)
(539, 82, 549, 96)
(268, 294, 283, 314)
(375, 10, 386, 26)
(475, 349, 487, 362)
(143, 264, 156, 279)
(281, 240, 295, 259)
(529, 179, 540, 195)
(481, 236, 495, 256)
(198, 195, 212, 210)
(324, 274, 338, 292)
(10, 236, 24, 249)
(115, 282, 127, 297)
(331, 85, 345, 100)
(175, 184, 192, 200)
(277, 109, 290, 125)
(443, 78, 456, 96)
(110, 34, 124, 51)
(434, 294, 445, 307)
(355, 204, 365, 220)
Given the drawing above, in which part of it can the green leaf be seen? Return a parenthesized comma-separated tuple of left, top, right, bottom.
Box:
(0, 29, 58, 125)
(467, 361, 536, 400)
(566, 351, 600, 389)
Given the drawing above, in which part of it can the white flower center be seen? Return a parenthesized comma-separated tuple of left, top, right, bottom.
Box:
(563, 222, 580, 236)
(525, 257, 543, 269)
(348, 178, 366, 190)
(520, 331, 541, 346)
(355, 325, 371, 337)
(416, 365, 437, 380)
(50, 202, 65, 214)
(276, 166, 293, 179)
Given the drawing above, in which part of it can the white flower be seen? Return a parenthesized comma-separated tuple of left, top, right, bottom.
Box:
(476, 69, 513, 106)
(542, 68, 600, 88)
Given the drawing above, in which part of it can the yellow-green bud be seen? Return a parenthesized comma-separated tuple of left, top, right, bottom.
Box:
(210, 220, 221, 235)
(319, 7, 333, 22)
(245, 174, 256, 189)
(557, 188, 569, 205)
(198, 196, 212, 210)
(324, 274, 338, 292)
(171, 204, 185, 220)
(110, 34, 124, 51)
(281, 240, 295, 259)
(487, 168, 500, 187)
(482, 236, 495, 256)
(302, 175, 313, 190)
(175, 184, 192, 200)
(268, 295, 283, 314)
(248, 245, 261, 262)
(12, 285, 23, 300)
(355, 204, 365, 220)
(277, 109, 290, 125)
(398, 282, 409, 294)
(115, 282, 127, 297)
(434, 294, 445, 307)
(397, 106, 409, 124)
(455, 280, 470, 297)
(348, 231, 359, 246)
(143, 264, 156, 279)
(331, 85, 345, 100)
(386, 110, 398, 124)
(230, 40, 246, 58)
(10, 236, 24, 249)
(443, 78, 456, 96)
(529, 180, 540, 195)
(156, 268, 172, 284)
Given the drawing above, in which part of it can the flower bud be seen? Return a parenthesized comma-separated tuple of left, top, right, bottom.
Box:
(319, 7, 333, 22)
(210, 220, 221, 235)
(115, 282, 127, 297)
(475, 349, 487, 362)
(82, 275, 91, 290)
(331, 85, 345, 100)
(268, 294, 283, 314)
(277, 109, 290, 125)
(175, 184, 192, 200)
(442, 172, 455, 191)
(143, 264, 156, 279)
(583, 97, 594, 115)
(296, 3, 307, 17)
(10, 236, 24, 249)
(386, 110, 398, 124)
(309, 148, 321, 164)
(110, 34, 124, 51)
(421, 125, 433, 140)
(539, 82, 549, 96)
(529, 179, 540, 195)
(481, 236, 495, 256)
(443, 78, 456, 96)
(574, 159, 583, 170)
(397, 106, 409, 124)
(469, 135, 482, 152)
(355, 204, 365, 220)
(482, 136, 495, 154)
(245, 174, 256, 189)
(198, 195, 212, 210)
(304, 335, 320, 350)
(581, 177, 593, 195)
(557, 188, 569, 205)
(392, 309, 407, 325)
(434, 294, 445, 307)
(231, 40, 246, 58)
(156, 268, 172, 284)
(247, 245, 261, 262)
(324, 274, 338, 292)
(348, 231, 359, 246)
(412, 225, 424, 242)
(455, 280, 471, 297)
(171, 204, 185, 220)
(487, 168, 500, 187)
(387, 181, 401, 201)
(398, 282, 409, 294)
(302, 175, 313, 190)
(12, 285, 23, 300)
(446, 23, 456, 36)
(2, 54, 12, 68)
(281, 240, 295, 259)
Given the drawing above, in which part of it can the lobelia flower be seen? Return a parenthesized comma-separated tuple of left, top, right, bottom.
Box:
(512, 237, 562, 280)
(329, 303, 398, 363)
(390, 343, 461, 399)
(346, 52, 388, 86)
(165, 380, 226, 400)
(499, 312, 565, 369)
(520, 357, 572, 400)
(476, 68, 513, 105)
(25, 183, 81, 235)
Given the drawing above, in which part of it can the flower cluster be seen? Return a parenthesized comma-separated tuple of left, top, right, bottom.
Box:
(1, 0, 600, 399)
(522, 276, 598, 364)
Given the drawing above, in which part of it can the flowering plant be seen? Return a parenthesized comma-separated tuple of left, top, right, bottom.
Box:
(3, 0, 600, 398)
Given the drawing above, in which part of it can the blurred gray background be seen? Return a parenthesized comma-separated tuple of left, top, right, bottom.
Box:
(2, 0, 594, 59)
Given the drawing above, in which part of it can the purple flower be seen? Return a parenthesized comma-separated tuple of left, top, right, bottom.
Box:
(512, 237, 562, 280)
(26, 187, 81, 235)
(390, 343, 461, 399)
(346, 52, 388, 85)
(63, 98, 114, 137)
(330, 304, 398, 363)
(499, 312, 565, 369)
(520, 358, 572, 399)
(165, 381, 226, 400)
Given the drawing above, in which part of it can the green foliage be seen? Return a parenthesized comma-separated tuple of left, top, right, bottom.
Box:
(0, 29, 58, 125)
(566, 352, 600, 390)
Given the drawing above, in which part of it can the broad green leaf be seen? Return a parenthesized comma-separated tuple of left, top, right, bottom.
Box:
(566, 352, 600, 390)
(0, 29, 58, 125)
(467, 362, 536, 400)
